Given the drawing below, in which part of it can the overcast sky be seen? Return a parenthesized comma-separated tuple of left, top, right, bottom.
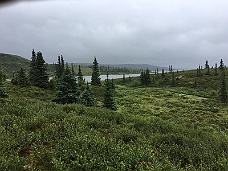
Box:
(0, 0, 228, 68)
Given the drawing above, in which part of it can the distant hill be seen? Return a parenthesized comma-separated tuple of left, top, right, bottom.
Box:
(0, 53, 56, 77)
(0, 53, 31, 76)
(75, 63, 168, 71)
(0, 53, 168, 77)
(105, 64, 168, 71)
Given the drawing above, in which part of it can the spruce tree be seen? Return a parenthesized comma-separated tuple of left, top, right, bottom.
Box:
(103, 74, 117, 110)
(205, 60, 209, 69)
(78, 65, 85, 87)
(122, 73, 126, 83)
(71, 63, 76, 76)
(219, 62, 227, 103)
(111, 78, 115, 90)
(29, 49, 37, 85)
(55, 55, 65, 79)
(34, 51, 49, 88)
(140, 70, 145, 85)
(29, 50, 49, 88)
(205, 60, 210, 75)
(198, 65, 201, 76)
(162, 69, 165, 78)
(171, 72, 176, 87)
(11, 68, 29, 87)
(145, 68, 151, 85)
(140, 69, 151, 85)
(91, 57, 101, 86)
(53, 64, 80, 104)
(81, 82, 94, 107)
(0, 69, 7, 98)
(219, 59, 224, 69)
(214, 63, 218, 76)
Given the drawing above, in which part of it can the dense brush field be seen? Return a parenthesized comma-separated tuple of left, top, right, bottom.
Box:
(0, 69, 228, 170)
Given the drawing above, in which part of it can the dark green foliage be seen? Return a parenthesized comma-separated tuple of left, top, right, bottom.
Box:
(140, 70, 145, 84)
(103, 74, 117, 110)
(55, 55, 65, 79)
(214, 63, 218, 76)
(34, 52, 49, 88)
(122, 73, 126, 83)
(29, 50, 49, 89)
(197, 65, 202, 77)
(81, 82, 94, 107)
(205, 60, 209, 69)
(169, 65, 173, 73)
(49, 78, 57, 90)
(205, 60, 210, 75)
(140, 68, 151, 85)
(11, 68, 29, 87)
(29, 49, 37, 85)
(91, 57, 101, 86)
(171, 72, 176, 87)
(111, 78, 115, 90)
(128, 76, 132, 82)
(97, 65, 140, 74)
(194, 78, 197, 88)
(53, 64, 80, 104)
(219, 62, 227, 103)
(219, 59, 224, 69)
(145, 68, 151, 84)
(0, 69, 8, 98)
(77, 65, 85, 87)
(162, 69, 165, 78)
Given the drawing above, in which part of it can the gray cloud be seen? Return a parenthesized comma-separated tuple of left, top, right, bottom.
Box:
(0, 0, 228, 68)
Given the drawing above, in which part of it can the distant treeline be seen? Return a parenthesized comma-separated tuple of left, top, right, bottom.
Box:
(88, 65, 141, 74)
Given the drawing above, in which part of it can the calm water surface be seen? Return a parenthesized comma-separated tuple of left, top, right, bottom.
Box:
(84, 74, 140, 82)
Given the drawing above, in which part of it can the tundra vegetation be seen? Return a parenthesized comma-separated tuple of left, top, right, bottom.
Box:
(0, 51, 227, 170)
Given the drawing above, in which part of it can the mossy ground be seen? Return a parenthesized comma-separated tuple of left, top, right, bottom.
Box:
(0, 70, 228, 170)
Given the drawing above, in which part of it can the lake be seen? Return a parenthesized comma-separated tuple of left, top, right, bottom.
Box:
(84, 74, 140, 82)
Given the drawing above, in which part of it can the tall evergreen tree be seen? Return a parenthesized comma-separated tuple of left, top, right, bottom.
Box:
(198, 65, 202, 76)
(162, 69, 165, 78)
(103, 74, 117, 110)
(55, 55, 65, 79)
(140, 68, 151, 85)
(205, 60, 209, 69)
(219, 59, 224, 69)
(78, 65, 85, 87)
(214, 63, 218, 76)
(29, 50, 49, 88)
(11, 68, 29, 87)
(145, 68, 151, 85)
(205, 60, 210, 75)
(91, 57, 101, 86)
(0, 69, 7, 98)
(71, 63, 76, 77)
(81, 82, 94, 107)
(140, 70, 145, 85)
(53, 64, 80, 104)
(219, 63, 227, 103)
(111, 78, 115, 90)
(122, 73, 126, 83)
(34, 51, 49, 88)
(29, 49, 37, 85)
